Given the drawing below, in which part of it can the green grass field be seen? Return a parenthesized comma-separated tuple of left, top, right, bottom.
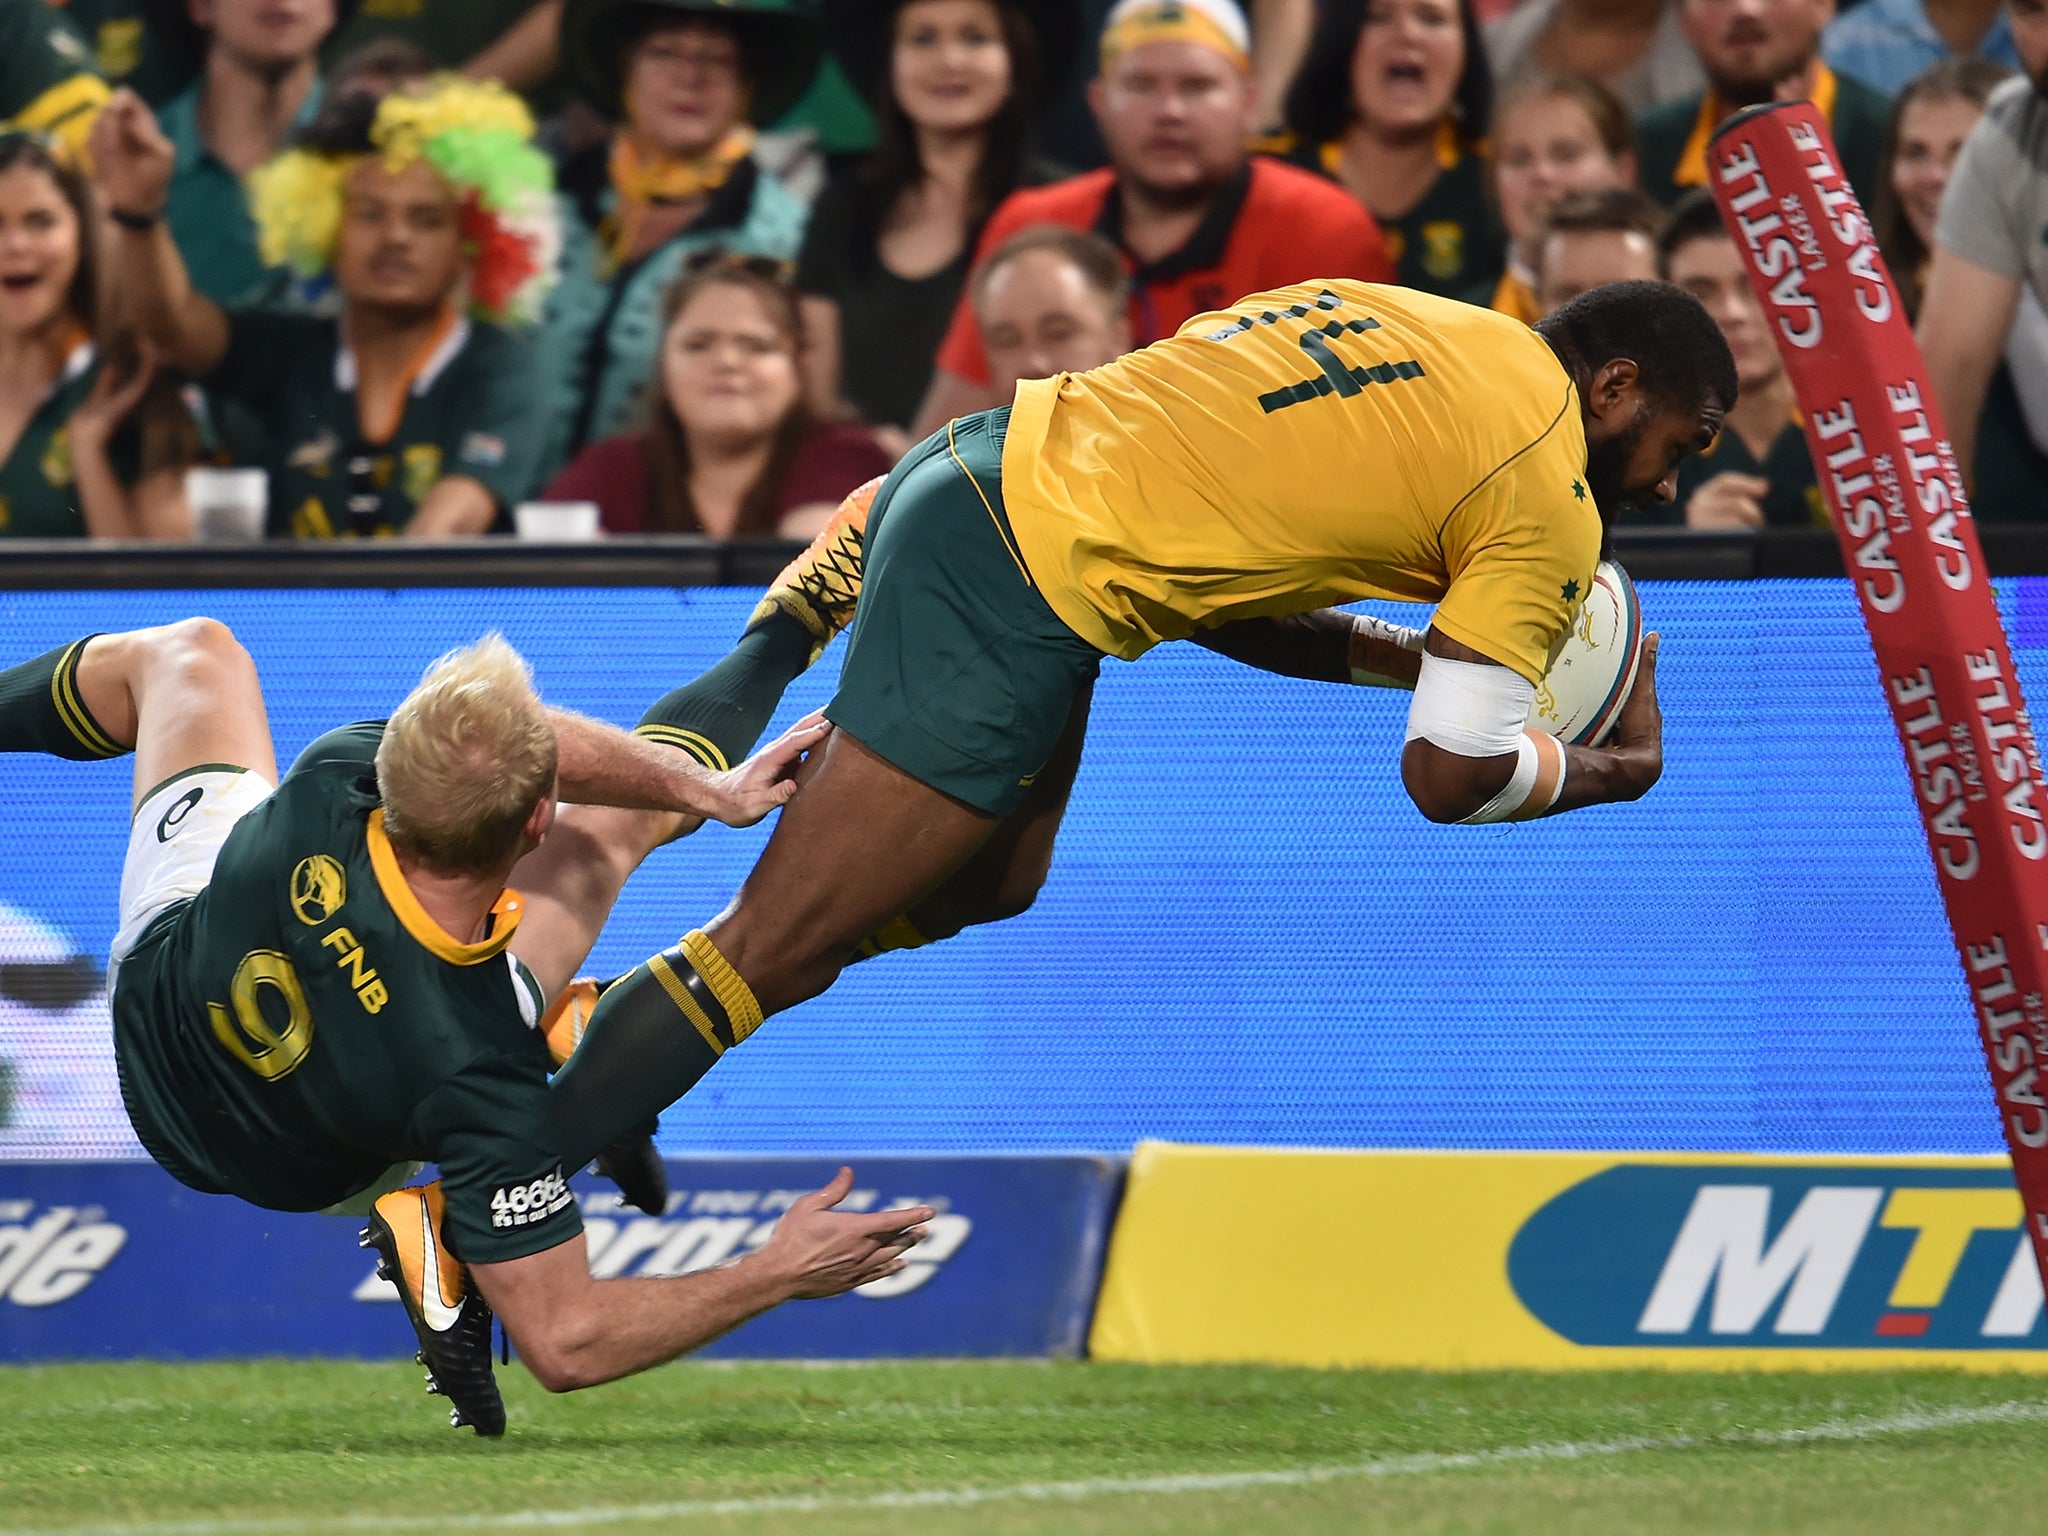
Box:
(1, 1361, 2044, 1535)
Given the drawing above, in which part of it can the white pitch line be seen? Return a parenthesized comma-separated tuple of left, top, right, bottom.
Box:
(10, 1397, 2046, 1536)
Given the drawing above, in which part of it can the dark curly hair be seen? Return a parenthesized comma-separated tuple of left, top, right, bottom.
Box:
(1536, 279, 1738, 416)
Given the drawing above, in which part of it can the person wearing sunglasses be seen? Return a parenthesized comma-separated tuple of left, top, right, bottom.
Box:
(542, 254, 892, 538)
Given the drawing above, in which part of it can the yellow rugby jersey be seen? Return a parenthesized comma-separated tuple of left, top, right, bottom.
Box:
(1000, 281, 1603, 684)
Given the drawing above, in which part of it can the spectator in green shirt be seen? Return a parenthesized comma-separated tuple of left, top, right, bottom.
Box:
(60, 0, 198, 107)
(1635, 0, 1893, 211)
(0, 0, 108, 163)
(0, 130, 190, 537)
(1652, 189, 1826, 529)
(90, 77, 559, 538)
(537, 0, 819, 479)
(153, 0, 347, 304)
(1283, 0, 1505, 302)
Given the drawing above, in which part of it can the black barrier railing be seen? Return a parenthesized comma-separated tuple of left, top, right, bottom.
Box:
(2, 526, 2048, 587)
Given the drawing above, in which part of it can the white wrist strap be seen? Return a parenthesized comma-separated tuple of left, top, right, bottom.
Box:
(1458, 731, 1568, 824)
(1349, 614, 1425, 688)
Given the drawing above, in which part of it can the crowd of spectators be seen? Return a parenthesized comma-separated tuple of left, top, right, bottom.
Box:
(0, 0, 2044, 543)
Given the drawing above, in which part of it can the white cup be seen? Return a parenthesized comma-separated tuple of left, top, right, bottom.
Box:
(513, 500, 603, 541)
(185, 468, 268, 541)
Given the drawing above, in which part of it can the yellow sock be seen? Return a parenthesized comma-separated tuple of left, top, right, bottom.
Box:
(679, 929, 764, 1045)
(853, 913, 932, 960)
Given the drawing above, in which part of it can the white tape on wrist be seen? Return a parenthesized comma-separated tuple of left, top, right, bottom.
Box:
(1457, 730, 1568, 823)
(1348, 614, 1426, 688)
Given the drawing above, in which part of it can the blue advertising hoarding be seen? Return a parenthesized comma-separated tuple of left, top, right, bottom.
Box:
(0, 1156, 1123, 1362)
(0, 577, 2038, 1160)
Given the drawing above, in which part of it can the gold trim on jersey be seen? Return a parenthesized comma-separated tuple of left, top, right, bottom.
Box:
(364, 810, 524, 965)
(948, 420, 1033, 587)
(1673, 64, 1839, 189)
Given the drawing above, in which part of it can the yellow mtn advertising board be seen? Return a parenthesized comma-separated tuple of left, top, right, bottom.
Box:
(1089, 1145, 2048, 1370)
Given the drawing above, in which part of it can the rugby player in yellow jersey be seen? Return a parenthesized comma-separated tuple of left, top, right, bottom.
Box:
(542, 276, 1736, 1192)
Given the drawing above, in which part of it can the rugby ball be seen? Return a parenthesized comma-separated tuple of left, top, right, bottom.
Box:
(1526, 558, 1644, 747)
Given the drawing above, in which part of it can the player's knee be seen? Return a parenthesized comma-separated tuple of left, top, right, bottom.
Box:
(979, 862, 1051, 925)
(154, 617, 254, 692)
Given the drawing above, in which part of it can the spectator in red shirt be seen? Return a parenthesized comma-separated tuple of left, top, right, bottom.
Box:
(542, 255, 893, 538)
(908, 0, 1395, 436)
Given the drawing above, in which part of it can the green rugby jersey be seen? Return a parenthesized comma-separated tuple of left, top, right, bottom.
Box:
(1378, 148, 1507, 304)
(1288, 137, 1506, 305)
(203, 308, 548, 538)
(111, 723, 580, 1263)
(0, 343, 140, 539)
(1656, 414, 1824, 529)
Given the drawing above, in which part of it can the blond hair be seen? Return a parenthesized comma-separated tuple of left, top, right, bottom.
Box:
(376, 634, 558, 876)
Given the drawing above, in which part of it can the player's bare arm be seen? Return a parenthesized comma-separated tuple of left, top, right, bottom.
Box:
(1189, 610, 1424, 688)
(1917, 247, 2020, 478)
(1401, 628, 1662, 824)
(548, 708, 830, 829)
(473, 1169, 932, 1391)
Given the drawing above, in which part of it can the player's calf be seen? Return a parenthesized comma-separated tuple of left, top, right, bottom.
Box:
(541, 978, 669, 1216)
(0, 634, 128, 760)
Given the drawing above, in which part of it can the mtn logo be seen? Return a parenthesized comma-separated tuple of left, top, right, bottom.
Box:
(1507, 1164, 2045, 1348)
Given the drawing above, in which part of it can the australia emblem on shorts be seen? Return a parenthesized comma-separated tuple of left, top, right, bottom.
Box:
(291, 855, 347, 926)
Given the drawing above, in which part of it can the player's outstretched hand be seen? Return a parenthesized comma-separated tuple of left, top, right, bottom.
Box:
(702, 712, 831, 828)
(1602, 632, 1663, 794)
(89, 89, 177, 216)
(755, 1167, 933, 1300)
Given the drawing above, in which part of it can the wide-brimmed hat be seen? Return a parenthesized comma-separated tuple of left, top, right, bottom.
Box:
(821, 0, 1084, 113)
(562, 0, 823, 126)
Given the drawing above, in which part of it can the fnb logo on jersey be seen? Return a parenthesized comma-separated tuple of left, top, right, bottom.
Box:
(1506, 1163, 2047, 1348)
(0, 1199, 127, 1307)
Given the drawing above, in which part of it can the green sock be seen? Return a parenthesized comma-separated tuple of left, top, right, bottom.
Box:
(633, 612, 815, 769)
(0, 638, 126, 760)
(547, 930, 763, 1169)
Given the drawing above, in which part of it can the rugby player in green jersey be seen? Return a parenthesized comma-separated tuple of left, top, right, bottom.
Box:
(0, 612, 932, 1434)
